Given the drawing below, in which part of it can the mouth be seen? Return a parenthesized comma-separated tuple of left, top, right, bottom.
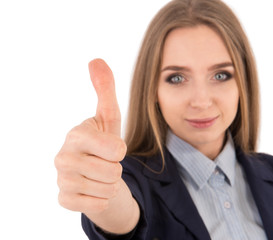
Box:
(186, 116, 219, 129)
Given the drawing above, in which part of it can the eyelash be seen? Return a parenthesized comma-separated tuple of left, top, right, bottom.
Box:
(213, 71, 233, 81)
(165, 71, 233, 84)
(165, 74, 185, 84)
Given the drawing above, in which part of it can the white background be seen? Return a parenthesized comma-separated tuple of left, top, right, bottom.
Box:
(0, 0, 272, 239)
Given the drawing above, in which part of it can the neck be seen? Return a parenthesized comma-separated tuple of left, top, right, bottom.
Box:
(193, 133, 227, 160)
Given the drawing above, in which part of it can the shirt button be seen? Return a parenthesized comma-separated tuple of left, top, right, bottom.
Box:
(224, 201, 231, 209)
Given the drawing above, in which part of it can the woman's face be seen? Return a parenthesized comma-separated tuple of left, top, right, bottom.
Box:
(157, 25, 239, 159)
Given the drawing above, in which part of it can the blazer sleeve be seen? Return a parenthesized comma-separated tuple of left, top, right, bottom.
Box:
(81, 156, 149, 240)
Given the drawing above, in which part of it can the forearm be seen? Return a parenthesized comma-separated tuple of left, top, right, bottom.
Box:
(84, 179, 140, 235)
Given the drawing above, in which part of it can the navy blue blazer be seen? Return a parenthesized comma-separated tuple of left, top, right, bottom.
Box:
(82, 147, 273, 240)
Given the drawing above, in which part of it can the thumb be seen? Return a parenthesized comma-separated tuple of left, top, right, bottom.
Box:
(89, 58, 121, 136)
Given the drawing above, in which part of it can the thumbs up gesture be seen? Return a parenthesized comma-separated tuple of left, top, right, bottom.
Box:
(90, 59, 122, 136)
(55, 59, 139, 234)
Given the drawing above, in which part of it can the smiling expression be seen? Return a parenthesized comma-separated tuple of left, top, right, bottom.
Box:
(157, 25, 239, 159)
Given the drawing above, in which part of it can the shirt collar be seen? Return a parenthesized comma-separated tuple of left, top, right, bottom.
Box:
(214, 132, 236, 186)
(166, 130, 236, 189)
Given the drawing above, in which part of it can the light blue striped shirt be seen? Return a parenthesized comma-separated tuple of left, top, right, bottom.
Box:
(166, 130, 267, 240)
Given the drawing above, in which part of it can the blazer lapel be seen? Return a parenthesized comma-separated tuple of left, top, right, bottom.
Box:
(237, 149, 273, 240)
(143, 150, 211, 240)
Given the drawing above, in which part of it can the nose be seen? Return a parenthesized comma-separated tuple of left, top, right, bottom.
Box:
(189, 83, 212, 109)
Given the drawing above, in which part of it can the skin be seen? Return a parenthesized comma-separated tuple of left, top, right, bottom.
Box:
(158, 25, 240, 160)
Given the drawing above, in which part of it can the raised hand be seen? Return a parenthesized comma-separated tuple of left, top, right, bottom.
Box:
(54, 59, 139, 234)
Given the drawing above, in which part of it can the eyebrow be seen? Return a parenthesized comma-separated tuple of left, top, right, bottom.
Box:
(161, 62, 234, 72)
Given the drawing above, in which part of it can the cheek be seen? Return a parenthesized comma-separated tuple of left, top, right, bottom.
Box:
(157, 89, 171, 117)
(221, 84, 240, 118)
(157, 87, 185, 124)
(157, 87, 174, 120)
(231, 83, 240, 107)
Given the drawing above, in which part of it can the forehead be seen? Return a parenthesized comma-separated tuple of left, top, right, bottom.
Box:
(162, 25, 231, 68)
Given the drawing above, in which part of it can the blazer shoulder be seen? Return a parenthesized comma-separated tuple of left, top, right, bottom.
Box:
(253, 152, 273, 168)
(241, 151, 273, 181)
(237, 147, 273, 166)
(257, 152, 273, 172)
(256, 152, 273, 161)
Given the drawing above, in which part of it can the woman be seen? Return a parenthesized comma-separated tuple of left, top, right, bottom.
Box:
(55, 0, 273, 239)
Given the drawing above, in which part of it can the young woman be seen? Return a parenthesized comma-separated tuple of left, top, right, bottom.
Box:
(55, 0, 273, 239)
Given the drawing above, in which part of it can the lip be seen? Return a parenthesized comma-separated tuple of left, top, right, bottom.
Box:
(186, 116, 219, 129)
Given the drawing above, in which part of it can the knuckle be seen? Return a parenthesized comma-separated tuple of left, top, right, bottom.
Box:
(54, 153, 63, 170)
(57, 173, 81, 195)
(55, 152, 77, 172)
(118, 139, 127, 159)
(55, 152, 67, 170)
(109, 182, 120, 197)
(54, 152, 69, 171)
(81, 118, 93, 126)
(117, 163, 123, 176)
(58, 192, 70, 209)
(56, 174, 62, 189)
(79, 178, 92, 195)
(111, 163, 123, 182)
(66, 121, 95, 145)
(58, 174, 73, 192)
(66, 127, 81, 145)
(113, 138, 127, 160)
(58, 192, 79, 212)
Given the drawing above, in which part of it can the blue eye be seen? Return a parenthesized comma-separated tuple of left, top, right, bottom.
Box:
(166, 74, 185, 84)
(214, 72, 232, 81)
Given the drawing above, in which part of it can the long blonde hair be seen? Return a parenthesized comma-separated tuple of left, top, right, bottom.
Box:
(125, 0, 260, 164)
